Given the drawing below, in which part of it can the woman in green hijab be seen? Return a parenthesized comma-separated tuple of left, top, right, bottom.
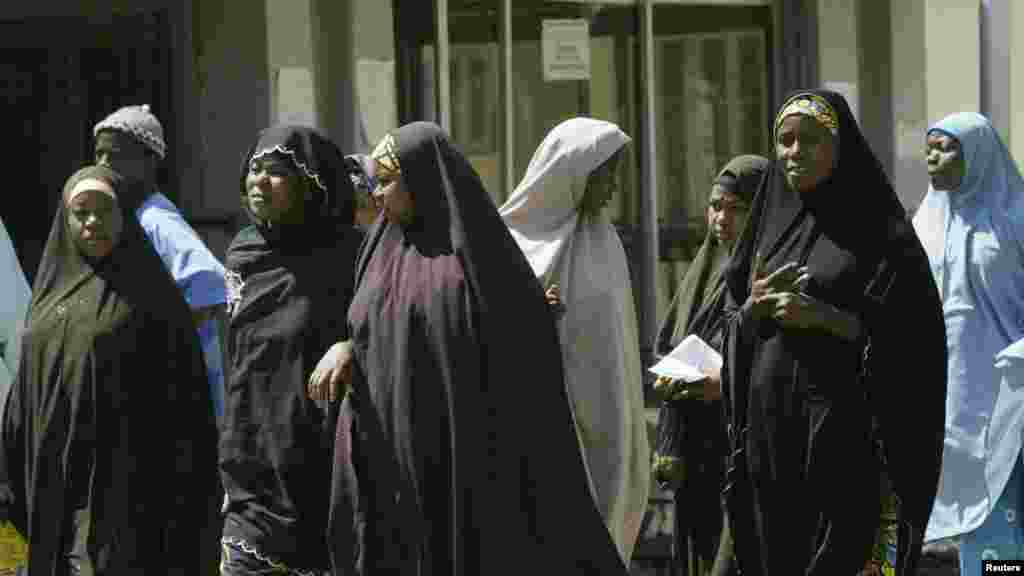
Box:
(0, 165, 218, 575)
(653, 155, 771, 576)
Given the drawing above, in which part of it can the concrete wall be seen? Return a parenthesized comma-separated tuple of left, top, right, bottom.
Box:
(1009, 2, 1024, 167)
(193, 0, 271, 256)
(313, 0, 363, 154)
(356, 0, 397, 61)
(923, 1, 980, 125)
(856, 0, 893, 179)
(889, 0, 927, 211)
(266, 0, 318, 128)
(983, 0, 1024, 169)
(353, 0, 398, 150)
(886, 0, 983, 213)
(817, 0, 859, 118)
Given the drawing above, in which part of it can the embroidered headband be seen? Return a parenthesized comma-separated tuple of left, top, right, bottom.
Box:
(775, 93, 839, 139)
(371, 133, 401, 182)
(67, 178, 116, 204)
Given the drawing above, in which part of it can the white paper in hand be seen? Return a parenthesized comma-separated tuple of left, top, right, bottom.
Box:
(648, 334, 723, 383)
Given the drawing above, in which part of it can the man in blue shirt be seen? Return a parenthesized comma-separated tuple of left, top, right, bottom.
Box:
(92, 105, 227, 420)
(93, 104, 227, 575)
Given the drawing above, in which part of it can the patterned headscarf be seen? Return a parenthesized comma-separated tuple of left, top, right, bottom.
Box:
(774, 92, 839, 140)
(371, 133, 402, 181)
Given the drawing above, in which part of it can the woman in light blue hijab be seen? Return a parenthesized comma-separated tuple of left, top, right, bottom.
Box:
(0, 216, 30, 416)
(913, 112, 1024, 574)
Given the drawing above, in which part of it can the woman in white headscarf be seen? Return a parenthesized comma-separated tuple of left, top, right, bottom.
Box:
(0, 216, 30, 414)
(498, 117, 650, 564)
(914, 112, 1024, 575)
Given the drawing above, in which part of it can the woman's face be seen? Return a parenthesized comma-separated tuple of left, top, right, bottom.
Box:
(925, 131, 965, 192)
(245, 155, 304, 223)
(776, 114, 836, 193)
(372, 161, 414, 226)
(67, 181, 123, 261)
(580, 151, 621, 216)
(706, 185, 750, 249)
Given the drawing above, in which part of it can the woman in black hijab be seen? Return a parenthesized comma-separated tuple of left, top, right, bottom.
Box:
(653, 154, 771, 576)
(218, 125, 362, 576)
(0, 165, 218, 575)
(312, 122, 626, 575)
(719, 90, 946, 575)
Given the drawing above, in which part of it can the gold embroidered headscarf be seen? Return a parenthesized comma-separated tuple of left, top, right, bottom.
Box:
(371, 132, 402, 182)
(774, 92, 839, 139)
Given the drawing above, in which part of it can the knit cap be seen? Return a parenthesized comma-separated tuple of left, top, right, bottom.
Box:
(93, 104, 167, 159)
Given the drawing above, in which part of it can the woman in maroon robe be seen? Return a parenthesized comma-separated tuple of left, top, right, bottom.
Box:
(311, 122, 626, 575)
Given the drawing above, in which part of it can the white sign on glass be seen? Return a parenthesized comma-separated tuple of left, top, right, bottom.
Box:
(542, 19, 591, 82)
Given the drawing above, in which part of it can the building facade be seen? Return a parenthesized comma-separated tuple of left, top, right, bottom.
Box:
(5, 0, 1015, 368)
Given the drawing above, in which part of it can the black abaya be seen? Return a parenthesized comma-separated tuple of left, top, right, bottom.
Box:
(220, 125, 362, 573)
(328, 122, 626, 575)
(0, 166, 218, 576)
(719, 90, 947, 576)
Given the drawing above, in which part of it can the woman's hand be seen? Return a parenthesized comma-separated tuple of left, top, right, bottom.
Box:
(763, 291, 824, 330)
(748, 260, 810, 320)
(654, 375, 676, 400)
(701, 367, 723, 402)
(761, 291, 863, 341)
(307, 340, 354, 402)
(858, 560, 884, 576)
(654, 372, 721, 403)
(545, 284, 566, 319)
(751, 262, 804, 298)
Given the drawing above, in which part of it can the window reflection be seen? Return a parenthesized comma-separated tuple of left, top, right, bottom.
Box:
(418, 1, 506, 203)
(653, 4, 772, 335)
(656, 29, 768, 233)
(450, 43, 501, 200)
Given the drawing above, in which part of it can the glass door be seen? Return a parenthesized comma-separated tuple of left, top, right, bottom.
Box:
(651, 3, 773, 332)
